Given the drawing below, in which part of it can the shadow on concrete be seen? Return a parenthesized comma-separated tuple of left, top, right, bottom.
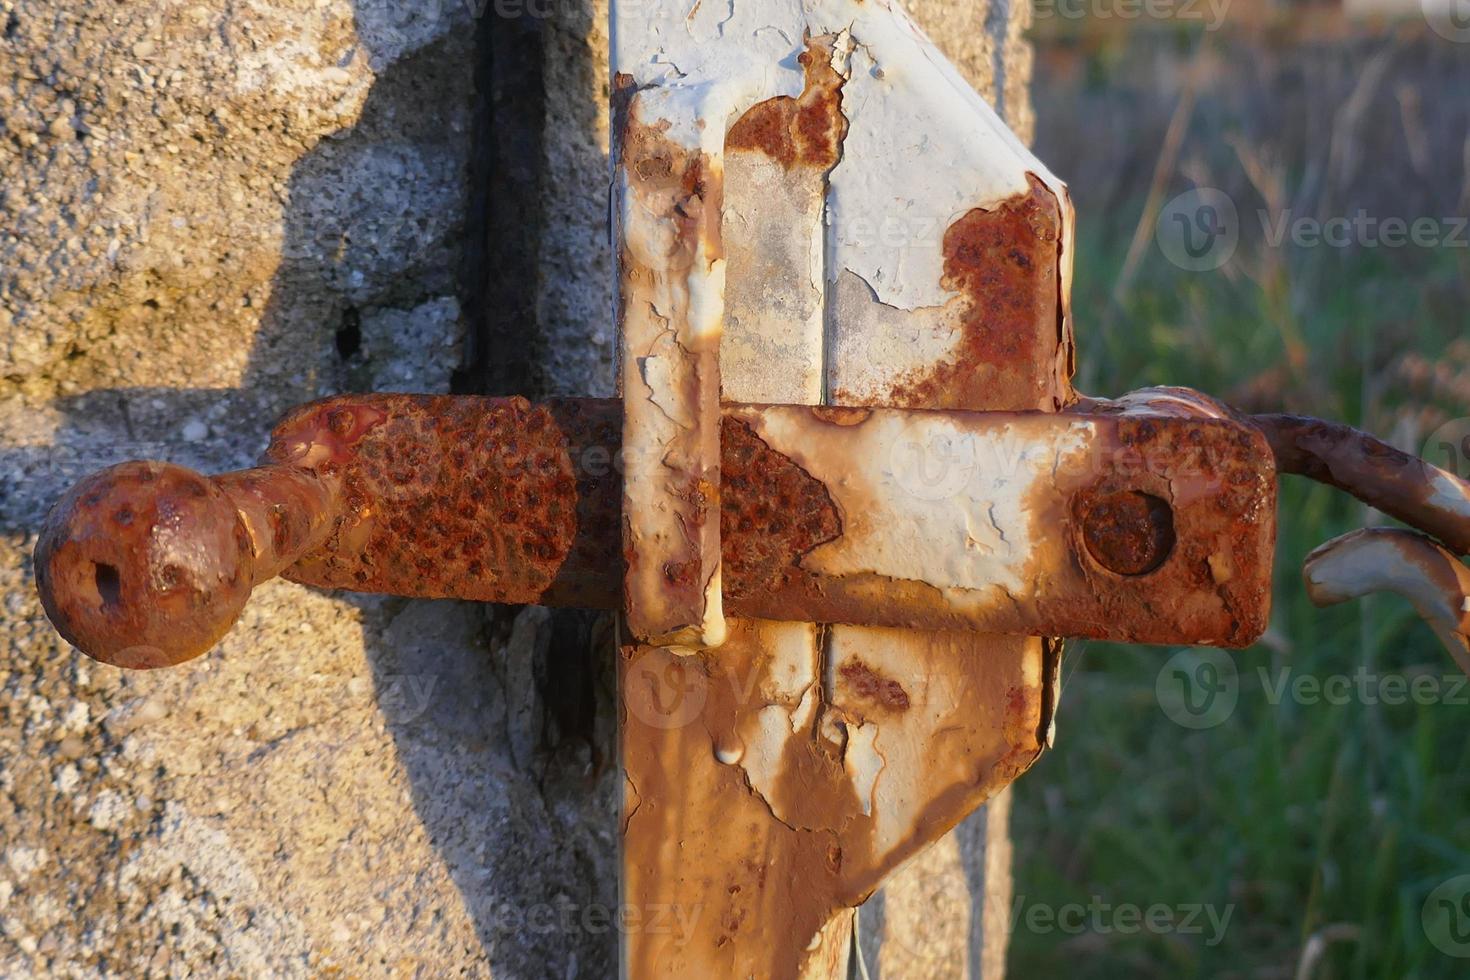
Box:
(3, 4, 618, 975)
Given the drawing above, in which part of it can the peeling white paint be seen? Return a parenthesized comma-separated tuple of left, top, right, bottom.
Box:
(617, 89, 726, 648)
(817, 4, 1053, 310)
(1427, 469, 1470, 523)
(843, 722, 883, 817)
(823, 270, 967, 403)
(722, 143, 827, 404)
(1305, 528, 1470, 672)
(726, 623, 821, 819)
(742, 408, 1095, 597)
(613, 0, 807, 104)
(615, 0, 1067, 971)
(638, 352, 696, 430)
(830, 628, 1043, 859)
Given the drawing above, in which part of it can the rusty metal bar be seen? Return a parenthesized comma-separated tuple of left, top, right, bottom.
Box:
(1254, 413, 1470, 556)
(35, 393, 1278, 668)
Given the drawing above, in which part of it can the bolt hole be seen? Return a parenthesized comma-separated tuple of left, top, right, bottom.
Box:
(335, 307, 362, 360)
(1080, 490, 1176, 576)
(94, 563, 122, 609)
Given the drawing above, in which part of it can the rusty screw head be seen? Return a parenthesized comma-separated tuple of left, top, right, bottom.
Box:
(34, 462, 254, 669)
(1077, 489, 1176, 576)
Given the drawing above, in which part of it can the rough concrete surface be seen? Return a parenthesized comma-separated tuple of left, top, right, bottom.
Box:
(1, 1, 616, 976)
(1, 0, 1035, 975)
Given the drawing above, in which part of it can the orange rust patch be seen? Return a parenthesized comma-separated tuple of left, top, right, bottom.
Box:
(809, 405, 872, 426)
(1076, 489, 1176, 576)
(620, 114, 725, 276)
(34, 461, 256, 669)
(726, 37, 847, 170)
(275, 395, 585, 605)
(720, 418, 842, 601)
(883, 175, 1067, 412)
(617, 85, 726, 642)
(837, 660, 910, 713)
(1257, 413, 1470, 557)
(1060, 416, 1277, 648)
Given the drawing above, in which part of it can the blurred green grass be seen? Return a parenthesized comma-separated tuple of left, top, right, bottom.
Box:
(1008, 196, 1470, 979)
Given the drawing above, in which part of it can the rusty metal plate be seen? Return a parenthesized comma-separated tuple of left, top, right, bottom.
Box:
(612, 0, 1075, 973)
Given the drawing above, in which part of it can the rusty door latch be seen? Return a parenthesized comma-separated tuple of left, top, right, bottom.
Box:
(26, 0, 1470, 974)
(33, 390, 1470, 670)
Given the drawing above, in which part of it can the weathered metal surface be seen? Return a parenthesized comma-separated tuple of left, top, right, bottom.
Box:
(1256, 413, 1470, 557)
(1077, 489, 1175, 576)
(619, 618, 1045, 975)
(720, 34, 845, 406)
(827, 176, 1070, 412)
(34, 394, 1279, 667)
(611, 7, 853, 971)
(270, 395, 595, 609)
(615, 85, 728, 649)
(721, 404, 1274, 646)
(612, 0, 1075, 973)
(1304, 528, 1470, 673)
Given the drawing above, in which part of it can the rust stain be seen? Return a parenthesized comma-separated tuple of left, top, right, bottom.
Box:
(1057, 416, 1278, 648)
(617, 86, 726, 645)
(34, 461, 257, 669)
(623, 32, 1071, 976)
(808, 406, 871, 426)
(720, 418, 842, 603)
(271, 394, 588, 606)
(38, 395, 1279, 659)
(619, 626, 855, 979)
(1303, 528, 1470, 668)
(621, 118, 726, 280)
(726, 37, 848, 171)
(876, 176, 1069, 413)
(836, 660, 910, 714)
(1076, 489, 1176, 576)
(717, 407, 1274, 648)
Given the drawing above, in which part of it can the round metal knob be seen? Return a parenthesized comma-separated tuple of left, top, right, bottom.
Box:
(34, 462, 255, 669)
